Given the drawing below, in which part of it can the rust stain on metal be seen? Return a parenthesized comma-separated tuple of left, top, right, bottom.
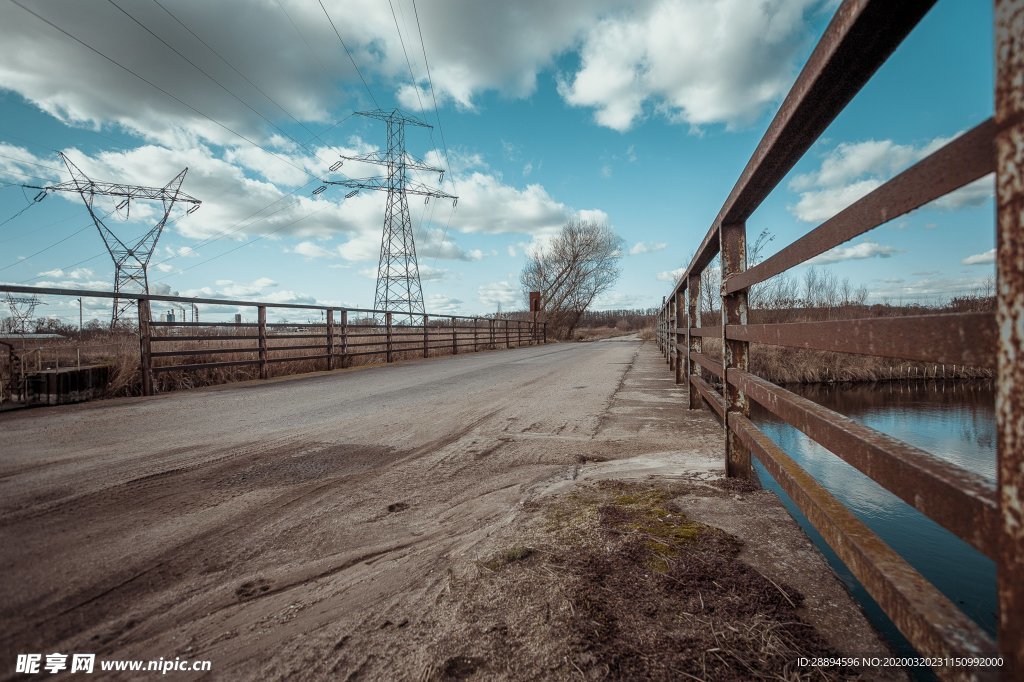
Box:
(732, 414, 996, 671)
(996, 0, 1024, 672)
(726, 312, 997, 368)
(731, 368, 999, 558)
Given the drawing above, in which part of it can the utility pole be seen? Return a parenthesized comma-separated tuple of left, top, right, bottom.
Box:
(27, 153, 201, 328)
(320, 109, 456, 323)
(76, 297, 83, 341)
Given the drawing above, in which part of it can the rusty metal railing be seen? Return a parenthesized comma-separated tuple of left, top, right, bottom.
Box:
(0, 284, 546, 397)
(655, 1, 1021, 677)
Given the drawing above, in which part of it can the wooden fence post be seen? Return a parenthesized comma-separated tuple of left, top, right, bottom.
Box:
(258, 305, 268, 379)
(543, 322, 547, 344)
(423, 314, 430, 358)
(452, 317, 458, 355)
(326, 308, 335, 370)
(517, 320, 522, 347)
(386, 312, 393, 363)
(721, 221, 751, 480)
(473, 317, 479, 351)
(138, 297, 154, 396)
(505, 319, 510, 348)
(340, 309, 349, 368)
(490, 318, 495, 349)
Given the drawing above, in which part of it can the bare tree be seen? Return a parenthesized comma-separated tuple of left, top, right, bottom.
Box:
(520, 218, 624, 339)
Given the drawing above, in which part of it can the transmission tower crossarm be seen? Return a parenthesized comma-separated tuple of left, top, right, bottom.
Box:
(324, 177, 455, 201)
(355, 108, 432, 128)
(337, 150, 444, 174)
(26, 180, 201, 204)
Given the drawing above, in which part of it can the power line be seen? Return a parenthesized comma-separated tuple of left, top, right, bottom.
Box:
(106, 0, 330, 167)
(412, 0, 458, 267)
(9, 0, 318, 183)
(150, 0, 326, 143)
(388, 0, 426, 114)
(317, 0, 380, 110)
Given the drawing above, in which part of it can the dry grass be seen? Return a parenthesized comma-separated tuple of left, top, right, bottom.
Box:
(416, 480, 859, 680)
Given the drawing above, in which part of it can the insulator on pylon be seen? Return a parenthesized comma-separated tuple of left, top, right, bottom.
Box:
(312, 186, 327, 195)
(345, 190, 359, 199)
(187, 204, 200, 214)
(33, 191, 47, 202)
(424, 195, 430, 204)
(330, 160, 343, 171)
(116, 199, 129, 210)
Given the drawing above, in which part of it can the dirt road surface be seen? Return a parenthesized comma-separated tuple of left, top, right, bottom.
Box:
(0, 337, 884, 679)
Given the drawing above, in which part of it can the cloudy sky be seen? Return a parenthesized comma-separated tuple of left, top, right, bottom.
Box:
(0, 0, 995, 324)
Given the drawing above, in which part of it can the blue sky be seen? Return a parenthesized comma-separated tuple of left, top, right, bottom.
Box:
(0, 0, 996, 325)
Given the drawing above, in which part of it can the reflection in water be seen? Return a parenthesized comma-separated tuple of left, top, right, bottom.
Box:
(751, 380, 997, 658)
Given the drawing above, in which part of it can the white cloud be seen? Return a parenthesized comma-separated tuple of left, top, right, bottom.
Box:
(559, 0, 819, 131)
(656, 267, 685, 283)
(478, 281, 519, 309)
(629, 241, 667, 255)
(789, 133, 995, 223)
(601, 164, 612, 178)
(292, 241, 336, 259)
(962, 248, 995, 265)
(806, 241, 899, 265)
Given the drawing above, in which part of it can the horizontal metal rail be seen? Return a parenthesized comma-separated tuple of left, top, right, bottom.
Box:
(652, 0, 1021, 674)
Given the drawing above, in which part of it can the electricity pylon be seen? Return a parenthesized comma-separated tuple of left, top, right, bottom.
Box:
(320, 109, 456, 322)
(28, 153, 201, 327)
(4, 294, 43, 333)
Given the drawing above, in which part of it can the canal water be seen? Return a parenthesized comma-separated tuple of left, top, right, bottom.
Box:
(750, 380, 997, 662)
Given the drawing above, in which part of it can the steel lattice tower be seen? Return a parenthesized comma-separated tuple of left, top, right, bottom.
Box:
(30, 154, 201, 327)
(4, 294, 43, 333)
(322, 109, 456, 321)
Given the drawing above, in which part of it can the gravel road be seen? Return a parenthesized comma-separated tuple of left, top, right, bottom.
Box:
(1, 336, 722, 677)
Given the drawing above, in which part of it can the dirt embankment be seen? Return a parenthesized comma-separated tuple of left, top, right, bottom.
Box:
(341, 477, 883, 681)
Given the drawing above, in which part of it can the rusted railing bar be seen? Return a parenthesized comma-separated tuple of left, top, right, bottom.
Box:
(670, 0, 935, 299)
(691, 375, 726, 419)
(730, 368, 998, 558)
(265, 333, 329, 340)
(688, 327, 718, 338)
(266, 354, 332, 364)
(149, 321, 259, 327)
(152, 359, 258, 373)
(150, 335, 261, 342)
(726, 312, 996, 368)
(151, 347, 259, 358)
(266, 344, 328, 352)
(726, 119, 996, 294)
(731, 413, 996, 669)
(995, 0, 1024, 668)
(690, 351, 724, 378)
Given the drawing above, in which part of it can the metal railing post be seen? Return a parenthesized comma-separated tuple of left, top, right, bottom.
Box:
(451, 317, 458, 355)
(326, 308, 335, 370)
(995, 2, 1023, 669)
(386, 312, 393, 362)
(721, 221, 751, 479)
(258, 305, 268, 379)
(543, 321, 547, 344)
(687, 274, 701, 409)
(423, 314, 430, 358)
(505, 319, 510, 348)
(138, 296, 153, 396)
(340, 309, 349, 368)
(675, 292, 685, 385)
(473, 317, 479, 351)
(490, 318, 495, 349)
(668, 296, 676, 371)
(517, 320, 522, 347)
